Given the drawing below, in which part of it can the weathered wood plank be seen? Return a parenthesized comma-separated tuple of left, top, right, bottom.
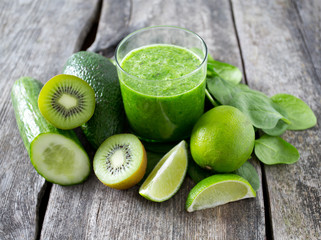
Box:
(292, 0, 321, 79)
(40, 0, 266, 239)
(231, 0, 321, 239)
(0, 0, 99, 239)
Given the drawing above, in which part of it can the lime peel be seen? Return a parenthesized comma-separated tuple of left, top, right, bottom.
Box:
(139, 140, 188, 202)
(186, 174, 256, 212)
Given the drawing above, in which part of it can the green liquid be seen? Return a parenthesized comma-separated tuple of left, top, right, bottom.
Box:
(119, 44, 206, 142)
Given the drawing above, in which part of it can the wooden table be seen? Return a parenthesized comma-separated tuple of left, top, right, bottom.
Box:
(1, 0, 320, 239)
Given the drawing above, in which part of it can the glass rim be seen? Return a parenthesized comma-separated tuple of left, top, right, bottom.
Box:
(115, 25, 208, 82)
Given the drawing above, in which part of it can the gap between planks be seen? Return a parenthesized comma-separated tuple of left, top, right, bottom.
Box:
(228, 0, 273, 238)
(228, 0, 248, 85)
(291, 0, 321, 87)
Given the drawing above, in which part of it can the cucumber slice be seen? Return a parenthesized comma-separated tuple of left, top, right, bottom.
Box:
(11, 77, 91, 185)
(31, 133, 90, 185)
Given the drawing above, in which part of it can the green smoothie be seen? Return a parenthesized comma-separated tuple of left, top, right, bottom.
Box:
(119, 44, 206, 142)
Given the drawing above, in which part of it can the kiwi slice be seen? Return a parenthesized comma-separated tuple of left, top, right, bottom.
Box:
(38, 74, 95, 129)
(93, 134, 147, 190)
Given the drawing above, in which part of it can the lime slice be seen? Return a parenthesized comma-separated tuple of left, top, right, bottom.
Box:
(139, 140, 188, 202)
(186, 174, 256, 212)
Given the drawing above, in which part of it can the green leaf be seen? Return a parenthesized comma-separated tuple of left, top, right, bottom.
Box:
(143, 141, 176, 154)
(234, 161, 260, 192)
(109, 58, 116, 66)
(229, 90, 291, 129)
(271, 93, 317, 130)
(207, 59, 242, 85)
(206, 72, 239, 105)
(262, 102, 289, 136)
(262, 120, 288, 136)
(237, 83, 251, 91)
(188, 157, 260, 192)
(187, 157, 212, 184)
(207, 53, 215, 63)
(138, 151, 163, 185)
(206, 63, 293, 131)
(205, 88, 219, 107)
(206, 74, 290, 130)
(254, 135, 300, 165)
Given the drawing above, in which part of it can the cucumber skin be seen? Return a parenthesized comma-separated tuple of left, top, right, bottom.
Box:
(63, 51, 125, 149)
(11, 77, 90, 185)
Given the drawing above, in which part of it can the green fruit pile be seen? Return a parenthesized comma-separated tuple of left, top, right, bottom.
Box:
(11, 51, 126, 186)
(11, 49, 317, 213)
(182, 53, 316, 211)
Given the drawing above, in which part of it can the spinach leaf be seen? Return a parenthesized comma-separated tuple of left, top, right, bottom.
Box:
(206, 72, 239, 105)
(207, 53, 215, 63)
(229, 90, 291, 129)
(188, 157, 260, 192)
(237, 83, 251, 91)
(206, 73, 290, 130)
(271, 93, 317, 130)
(208, 60, 242, 84)
(205, 88, 219, 107)
(262, 101, 289, 136)
(138, 151, 163, 185)
(187, 156, 212, 184)
(262, 120, 288, 136)
(109, 58, 116, 66)
(234, 161, 260, 191)
(207, 58, 242, 85)
(254, 135, 300, 165)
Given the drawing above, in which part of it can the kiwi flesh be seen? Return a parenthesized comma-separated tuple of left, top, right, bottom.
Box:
(38, 74, 95, 129)
(93, 134, 147, 190)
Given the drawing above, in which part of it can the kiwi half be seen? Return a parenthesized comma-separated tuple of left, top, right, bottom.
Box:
(93, 134, 147, 190)
(38, 74, 95, 129)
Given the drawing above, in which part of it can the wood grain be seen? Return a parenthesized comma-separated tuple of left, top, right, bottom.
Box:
(40, 0, 265, 239)
(4, 0, 319, 239)
(231, 0, 321, 239)
(292, 0, 321, 80)
(0, 0, 99, 239)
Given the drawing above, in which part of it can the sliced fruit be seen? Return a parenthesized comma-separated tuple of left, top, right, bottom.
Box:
(186, 174, 256, 212)
(11, 77, 90, 185)
(31, 133, 90, 185)
(139, 140, 188, 202)
(38, 74, 95, 129)
(93, 134, 147, 190)
(63, 51, 125, 149)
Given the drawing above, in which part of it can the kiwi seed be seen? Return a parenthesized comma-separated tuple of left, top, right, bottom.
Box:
(93, 134, 147, 190)
(51, 85, 85, 118)
(105, 143, 132, 175)
(38, 74, 95, 130)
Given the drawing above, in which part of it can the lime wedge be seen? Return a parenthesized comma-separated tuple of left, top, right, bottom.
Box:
(139, 140, 188, 202)
(186, 174, 256, 212)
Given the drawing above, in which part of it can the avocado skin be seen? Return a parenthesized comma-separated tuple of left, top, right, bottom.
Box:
(63, 51, 125, 149)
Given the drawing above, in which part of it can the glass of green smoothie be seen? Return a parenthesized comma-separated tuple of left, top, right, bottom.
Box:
(115, 26, 208, 142)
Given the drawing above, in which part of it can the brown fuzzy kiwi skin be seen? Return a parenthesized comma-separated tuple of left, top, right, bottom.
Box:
(105, 144, 147, 190)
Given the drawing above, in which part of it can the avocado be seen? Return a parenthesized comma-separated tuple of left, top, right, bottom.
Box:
(63, 51, 125, 149)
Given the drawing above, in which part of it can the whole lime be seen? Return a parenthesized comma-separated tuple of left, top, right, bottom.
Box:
(190, 105, 255, 173)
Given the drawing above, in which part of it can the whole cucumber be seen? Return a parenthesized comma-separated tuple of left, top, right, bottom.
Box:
(11, 77, 90, 185)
